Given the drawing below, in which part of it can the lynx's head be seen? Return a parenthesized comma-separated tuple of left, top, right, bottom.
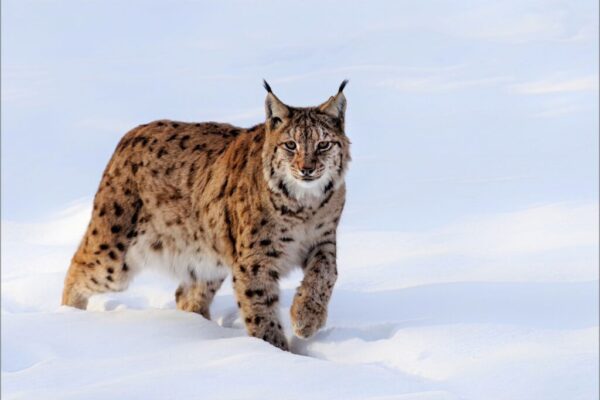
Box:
(262, 80, 351, 202)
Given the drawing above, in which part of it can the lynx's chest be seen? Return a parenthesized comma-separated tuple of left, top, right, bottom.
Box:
(273, 215, 336, 272)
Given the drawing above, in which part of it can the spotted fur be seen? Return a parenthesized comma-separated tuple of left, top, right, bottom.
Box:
(62, 81, 351, 350)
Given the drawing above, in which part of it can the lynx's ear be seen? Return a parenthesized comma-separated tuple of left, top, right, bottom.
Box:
(263, 80, 290, 127)
(319, 80, 348, 120)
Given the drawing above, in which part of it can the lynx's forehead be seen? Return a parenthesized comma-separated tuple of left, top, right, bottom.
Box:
(286, 124, 323, 143)
(285, 110, 337, 142)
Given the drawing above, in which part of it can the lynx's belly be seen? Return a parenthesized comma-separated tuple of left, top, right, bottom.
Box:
(124, 225, 229, 284)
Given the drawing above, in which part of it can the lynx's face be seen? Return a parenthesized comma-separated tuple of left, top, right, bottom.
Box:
(262, 81, 351, 200)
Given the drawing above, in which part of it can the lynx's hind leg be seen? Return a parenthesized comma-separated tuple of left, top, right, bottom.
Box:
(175, 277, 225, 320)
(61, 174, 142, 309)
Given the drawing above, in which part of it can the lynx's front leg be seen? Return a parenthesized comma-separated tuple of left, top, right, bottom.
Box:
(233, 258, 287, 350)
(291, 241, 338, 338)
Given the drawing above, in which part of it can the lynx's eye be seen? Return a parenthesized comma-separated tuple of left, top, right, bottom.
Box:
(283, 141, 297, 151)
(317, 141, 332, 152)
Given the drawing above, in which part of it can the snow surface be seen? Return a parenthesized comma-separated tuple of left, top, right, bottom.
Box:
(2, 200, 598, 399)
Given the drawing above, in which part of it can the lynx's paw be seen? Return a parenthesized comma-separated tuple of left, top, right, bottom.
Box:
(290, 292, 327, 339)
(259, 323, 289, 351)
(244, 311, 289, 351)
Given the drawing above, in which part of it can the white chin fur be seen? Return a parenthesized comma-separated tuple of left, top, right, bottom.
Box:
(279, 168, 338, 203)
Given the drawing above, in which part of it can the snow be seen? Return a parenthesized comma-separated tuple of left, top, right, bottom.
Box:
(2, 200, 598, 399)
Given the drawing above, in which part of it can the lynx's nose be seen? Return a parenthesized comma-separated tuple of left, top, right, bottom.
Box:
(300, 167, 315, 177)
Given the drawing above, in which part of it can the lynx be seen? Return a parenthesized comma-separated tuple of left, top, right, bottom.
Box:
(62, 81, 351, 350)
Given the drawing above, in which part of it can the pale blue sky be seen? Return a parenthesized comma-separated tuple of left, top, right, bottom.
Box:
(2, 0, 598, 230)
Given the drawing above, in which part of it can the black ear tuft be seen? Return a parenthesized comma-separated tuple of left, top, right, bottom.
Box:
(263, 79, 273, 93)
(338, 79, 349, 93)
